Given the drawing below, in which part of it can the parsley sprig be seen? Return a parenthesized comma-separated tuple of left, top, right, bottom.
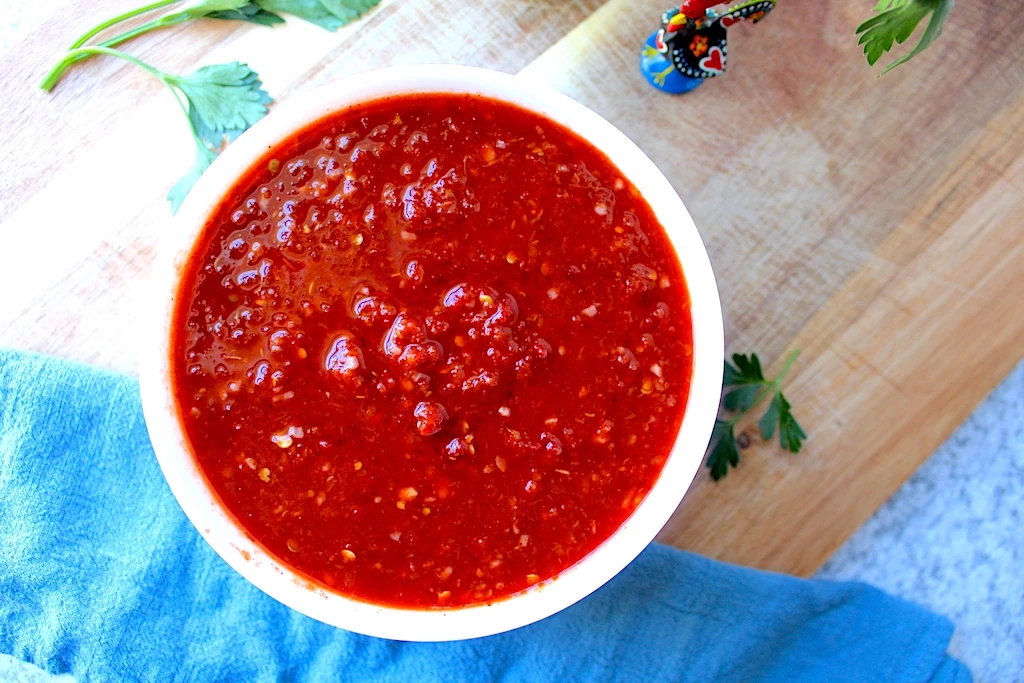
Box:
(44, 46, 271, 211)
(856, 0, 955, 74)
(39, 0, 381, 211)
(41, 1, 276, 92)
(707, 350, 806, 480)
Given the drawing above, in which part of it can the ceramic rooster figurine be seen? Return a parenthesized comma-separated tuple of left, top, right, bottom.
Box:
(640, 0, 776, 94)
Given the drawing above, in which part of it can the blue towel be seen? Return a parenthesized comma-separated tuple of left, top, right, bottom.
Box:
(0, 349, 969, 682)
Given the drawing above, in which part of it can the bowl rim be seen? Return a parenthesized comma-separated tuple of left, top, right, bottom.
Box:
(138, 64, 724, 642)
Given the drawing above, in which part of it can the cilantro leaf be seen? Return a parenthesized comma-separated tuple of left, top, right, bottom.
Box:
(254, 0, 340, 30)
(776, 393, 807, 453)
(725, 353, 765, 384)
(733, 350, 765, 382)
(707, 349, 806, 480)
(707, 420, 740, 481)
(253, 0, 381, 30)
(166, 62, 271, 148)
(209, 5, 286, 25)
(856, 2, 929, 65)
(162, 61, 270, 211)
(722, 353, 770, 411)
(723, 385, 761, 412)
(758, 391, 805, 452)
(318, 0, 382, 23)
(757, 392, 780, 440)
(856, 0, 954, 73)
(723, 360, 745, 385)
(177, 0, 254, 19)
(168, 143, 217, 213)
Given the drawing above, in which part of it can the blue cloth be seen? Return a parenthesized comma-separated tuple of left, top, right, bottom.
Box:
(0, 349, 970, 682)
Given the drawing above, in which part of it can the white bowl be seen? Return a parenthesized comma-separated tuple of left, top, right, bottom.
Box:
(139, 64, 724, 642)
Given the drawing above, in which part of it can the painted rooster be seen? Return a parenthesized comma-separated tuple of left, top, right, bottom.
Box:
(640, 0, 776, 93)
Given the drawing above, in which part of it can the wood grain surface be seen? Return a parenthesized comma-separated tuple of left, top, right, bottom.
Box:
(1, 0, 1021, 576)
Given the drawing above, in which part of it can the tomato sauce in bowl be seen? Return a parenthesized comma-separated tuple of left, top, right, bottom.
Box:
(171, 93, 693, 610)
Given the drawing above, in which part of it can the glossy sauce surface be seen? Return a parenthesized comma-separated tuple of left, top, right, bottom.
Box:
(173, 94, 693, 608)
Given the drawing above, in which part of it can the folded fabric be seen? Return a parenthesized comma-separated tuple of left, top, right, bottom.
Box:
(0, 349, 969, 682)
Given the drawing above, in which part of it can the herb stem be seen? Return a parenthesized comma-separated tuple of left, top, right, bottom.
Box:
(59, 45, 166, 79)
(39, 0, 184, 91)
(68, 0, 180, 50)
(740, 384, 776, 420)
(46, 46, 192, 120)
(95, 10, 196, 51)
(773, 349, 801, 387)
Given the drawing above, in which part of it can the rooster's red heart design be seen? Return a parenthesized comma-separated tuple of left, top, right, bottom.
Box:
(720, 15, 742, 27)
(699, 46, 724, 73)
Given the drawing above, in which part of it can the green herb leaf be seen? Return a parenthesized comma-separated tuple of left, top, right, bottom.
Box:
(253, 0, 381, 30)
(856, 2, 929, 65)
(168, 142, 217, 213)
(732, 353, 763, 381)
(856, 0, 954, 72)
(166, 62, 271, 148)
(872, 0, 911, 14)
(722, 353, 770, 411)
(723, 384, 761, 412)
(723, 360, 745, 386)
(707, 420, 740, 481)
(776, 392, 807, 453)
(707, 349, 806, 480)
(758, 390, 806, 452)
(724, 353, 765, 385)
(878, 0, 954, 74)
(318, 0, 382, 23)
(163, 62, 271, 210)
(758, 392, 780, 440)
(254, 0, 340, 29)
(208, 5, 286, 25)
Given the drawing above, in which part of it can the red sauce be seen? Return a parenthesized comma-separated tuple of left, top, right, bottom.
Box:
(172, 94, 693, 608)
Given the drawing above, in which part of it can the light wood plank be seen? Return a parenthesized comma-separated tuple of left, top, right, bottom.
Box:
(522, 0, 1024, 573)
(0, 0, 605, 373)
(1, 0, 1021, 575)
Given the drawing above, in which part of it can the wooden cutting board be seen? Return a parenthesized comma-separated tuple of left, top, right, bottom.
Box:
(1, 0, 1022, 577)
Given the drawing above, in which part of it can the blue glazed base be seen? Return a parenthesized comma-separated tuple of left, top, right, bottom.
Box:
(640, 32, 703, 94)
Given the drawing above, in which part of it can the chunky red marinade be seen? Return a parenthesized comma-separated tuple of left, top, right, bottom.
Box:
(172, 93, 693, 608)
